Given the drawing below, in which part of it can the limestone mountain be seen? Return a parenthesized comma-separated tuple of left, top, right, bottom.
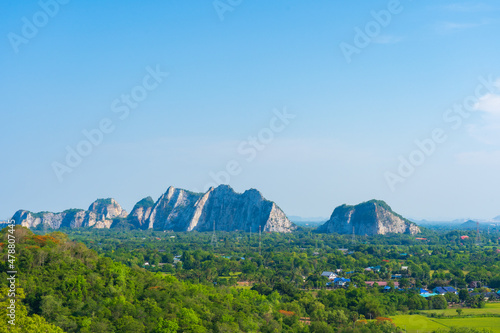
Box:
(12, 198, 127, 229)
(317, 200, 420, 235)
(132, 185, 296, 233)
(12, 185, 296, 233)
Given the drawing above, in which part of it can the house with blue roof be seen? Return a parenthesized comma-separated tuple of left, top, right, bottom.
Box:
(443, 287, 457, 294)
(333, 277, 350, 287)
(433, 287, 447, 295)
(365, 265, 381, 272)
(433, 286, 457, 295)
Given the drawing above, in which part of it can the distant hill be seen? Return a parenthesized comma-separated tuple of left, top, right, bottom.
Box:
(458, 220, 498, 230)
(288, 216, 327, 227)
(460, 220, 480, 230)
(411, 218, 500, 231)
(288, 215, 328, 223)
(291, 221, 326, 228)
(317, 199, 420, 235)
(410, 219, 461, 226)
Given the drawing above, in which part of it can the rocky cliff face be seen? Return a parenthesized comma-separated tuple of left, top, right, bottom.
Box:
(12, 198, 127, 230)
(12, 186, 296, 233)
(147, 187, 204, 231)
(317, 200, 420, 235)
(146, 185, 296, 233)
(128, 197, 155, 229)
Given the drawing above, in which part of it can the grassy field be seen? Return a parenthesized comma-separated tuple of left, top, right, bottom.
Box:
(437, 317, 500, 332)
(422, 303, 500, 316)
(392, 306, 500, 333)
(392, 315, 446, 332)
(392, 314, 500, 333)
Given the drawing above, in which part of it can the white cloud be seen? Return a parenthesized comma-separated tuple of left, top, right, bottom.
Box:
(467, 123, 500, 145)
(468, 78, 500, 144)
(432, 3, 496, 33)
(474, 93, 500, 115)
(441, 3, 494, 12)
(436, 20, 490, 33)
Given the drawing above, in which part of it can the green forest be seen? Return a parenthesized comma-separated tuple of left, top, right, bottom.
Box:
(2, 225, 500, 332)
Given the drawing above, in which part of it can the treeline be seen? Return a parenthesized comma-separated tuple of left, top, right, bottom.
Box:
(2, 227, 500, 332)
(64, 228, 500, 291)
(2, 226, 406, 333)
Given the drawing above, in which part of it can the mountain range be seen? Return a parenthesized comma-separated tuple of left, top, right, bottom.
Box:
(12, 185, 296, 233)
(11, 186, 428, 236)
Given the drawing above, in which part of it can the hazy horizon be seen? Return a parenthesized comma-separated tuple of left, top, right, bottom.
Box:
(2, 1, 500, 222)
(3, 183, 500, 222)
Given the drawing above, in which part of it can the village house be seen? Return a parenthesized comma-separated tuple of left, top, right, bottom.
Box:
(333, 277, 350, 287)
(365, 265, 381, 272)
(321, 271, 338, 280)
(432, 287, 458, 295)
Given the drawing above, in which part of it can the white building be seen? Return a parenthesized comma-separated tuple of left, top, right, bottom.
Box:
(321, 271, 338, 280)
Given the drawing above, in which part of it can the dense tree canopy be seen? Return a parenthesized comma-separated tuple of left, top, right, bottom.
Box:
(2, 226, 500, 332)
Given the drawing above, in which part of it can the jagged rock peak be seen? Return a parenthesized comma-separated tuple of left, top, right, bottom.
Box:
(146, 184, 296, 233)
(243, 188, 265, 200)
(129, 197, 155, 229)
(88, 198, 127, 219)
(132, 196, 155, 209)
(317, 199, 420, 236)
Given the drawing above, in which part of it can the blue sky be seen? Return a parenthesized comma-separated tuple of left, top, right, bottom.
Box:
(1, 0, 500, 221)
